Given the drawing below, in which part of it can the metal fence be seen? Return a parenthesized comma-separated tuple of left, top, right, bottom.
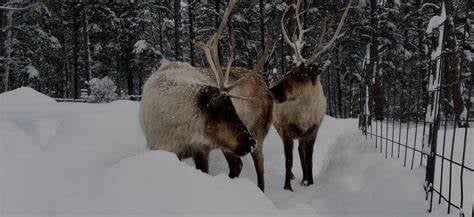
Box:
(357, 41, 473, 216)
(54, 95, 141, 103)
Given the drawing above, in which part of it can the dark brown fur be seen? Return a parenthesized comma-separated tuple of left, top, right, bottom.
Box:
(199, 68, 273, 191)
(196, 86, 256, 157)
(270, 65, 321, 103)
(172, 85, 256, 173)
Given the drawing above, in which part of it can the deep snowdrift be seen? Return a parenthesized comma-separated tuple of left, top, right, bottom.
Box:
(1, 87, 470, 216)
(1, 87, 276, 216)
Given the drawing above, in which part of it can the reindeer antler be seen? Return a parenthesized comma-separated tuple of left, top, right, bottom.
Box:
(281, 0, 352, 66)
(223, 31, 272, 92)
(194, 0, 238, 91)
(195, 0, 271, 99)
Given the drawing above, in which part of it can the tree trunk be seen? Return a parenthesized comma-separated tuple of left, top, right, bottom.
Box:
(415, 0, 427, 109)
(0, 0, 4, 92)
(443, 0, 464, 124)
(369, 0, 383, 120)
(72, 4, 80, 99)
(58, 2, 69, 98)
(337, 65, 343, 118)
(126, 46, 134, 96)
(173, 0, 182, 60)
(258, 0, 267, 72)
(214, 0, 222, 62)
(3, 5, 12, 92)
(158, 12, 164, 55)
(280, 36, 285, 74)
(115, 56, 121, 96)
(188, 0, 195, 65)
(82, 7, 92, 94)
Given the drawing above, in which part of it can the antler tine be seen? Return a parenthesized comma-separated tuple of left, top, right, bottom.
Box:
(195, 40, 223, 89)
(281, 0, 314, 64)
(222, 92, 254, 100)
(293, 0, 308, 63)
(280, 4, 299, 60)
(195, 0, 238, 90)
(252, 31, 271, 74)
(224, 29, 236, 85)
(224, 31, 271, 92)
(307, 0, 352, 64)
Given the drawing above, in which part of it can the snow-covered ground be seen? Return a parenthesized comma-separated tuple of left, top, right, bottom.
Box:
(1, 87, 471, 217)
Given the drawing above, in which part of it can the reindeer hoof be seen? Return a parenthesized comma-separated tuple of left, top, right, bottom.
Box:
(284, 185, 293, 192)
(300, 179, 314, 186)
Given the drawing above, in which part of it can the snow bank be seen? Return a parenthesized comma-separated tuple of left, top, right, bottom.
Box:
(1, 87, 277, 217)
(0, 87, 56, 108)
(0, 87, 61, 151)
(79, 151, 276, 215)
(2, 87, 463, 216)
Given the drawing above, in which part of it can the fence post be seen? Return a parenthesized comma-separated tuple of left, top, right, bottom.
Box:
(425, 26, 443, 212)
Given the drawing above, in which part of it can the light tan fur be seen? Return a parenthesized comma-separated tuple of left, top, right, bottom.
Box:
(273, 78, 326, 133)
(139, 61, 251, 160)
(140, 62, 213, 154)
(271, 75, 327, 191)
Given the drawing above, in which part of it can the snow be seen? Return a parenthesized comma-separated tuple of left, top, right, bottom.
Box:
(426, 3, 445, 123)
(25, 64, 39, 78)
(133, 39, 148, 54)
(426, 2, 446, 34)
(0, 87, 56, 107)
(1, 87, 471, 217)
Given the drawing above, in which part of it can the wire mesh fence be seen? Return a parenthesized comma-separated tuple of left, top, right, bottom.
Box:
(357, 32, 473, 216)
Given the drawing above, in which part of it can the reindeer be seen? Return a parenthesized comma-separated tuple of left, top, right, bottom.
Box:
(195, 17, 273, 191)
(202, 64, 273, 191)
(271, 0, 352, 191)
(139, 0, 256, 172)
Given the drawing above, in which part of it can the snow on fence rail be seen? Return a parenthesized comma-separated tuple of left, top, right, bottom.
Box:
(358, 29, 473, 216)
(54, 95, 142, 103)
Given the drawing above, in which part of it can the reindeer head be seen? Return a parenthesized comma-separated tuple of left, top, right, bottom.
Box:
(194, 0, 270, 156)
(270, 0, 351, 103)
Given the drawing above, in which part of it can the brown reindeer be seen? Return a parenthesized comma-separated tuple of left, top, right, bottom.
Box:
(203, 66, 273, 191)
(139, 0, 256, 172)
(196, 23, 273, 191)
(271, 0, 352, 191)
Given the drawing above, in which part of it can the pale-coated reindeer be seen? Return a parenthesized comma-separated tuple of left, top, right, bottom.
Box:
(139, 0, 257, 172)
(270, 0, 352, 191)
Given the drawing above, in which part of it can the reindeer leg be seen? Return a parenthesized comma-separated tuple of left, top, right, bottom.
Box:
(299, 125, 319, 186)
(282, 134, 294, 191)
(251, 143, 265, 191)
(194, 148, 210, 173)
(223, 151, 243, 178)
(298, 140, 307, 184)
